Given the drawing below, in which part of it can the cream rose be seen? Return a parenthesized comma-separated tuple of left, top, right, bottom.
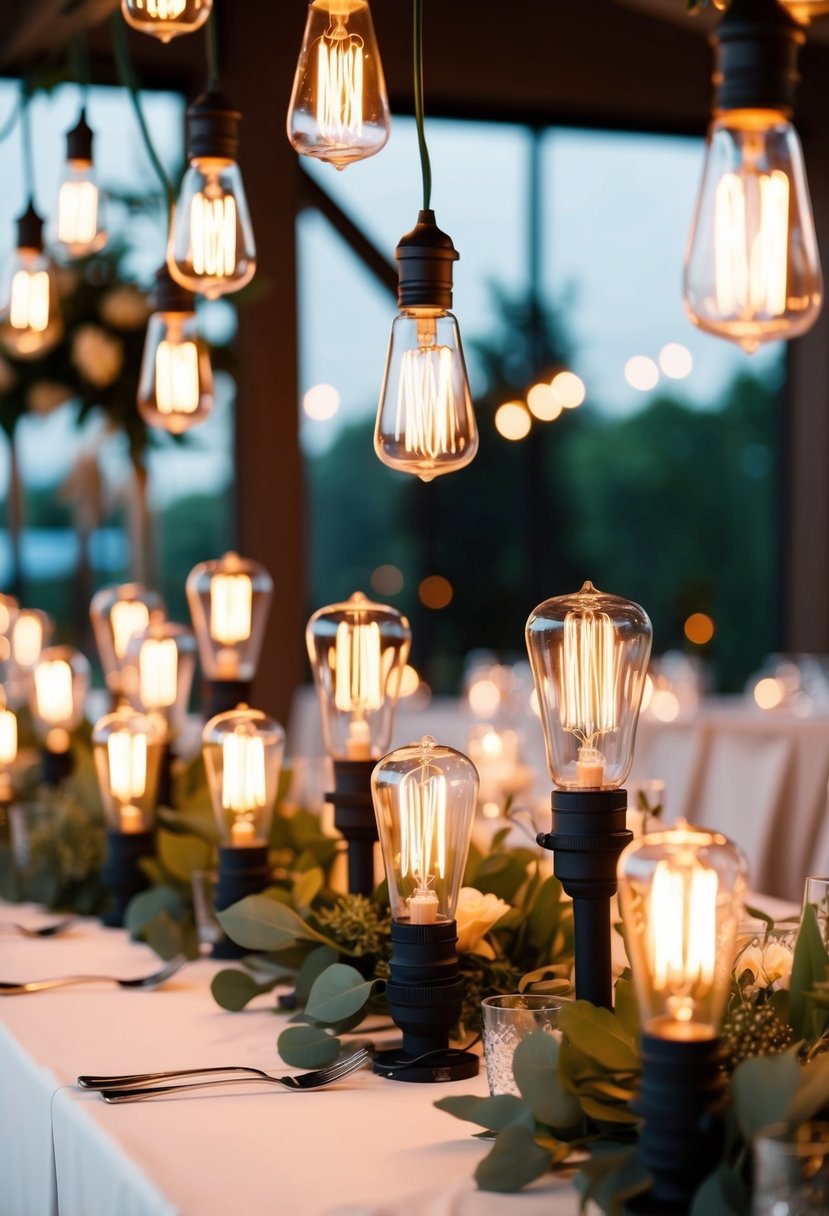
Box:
(71, 325, 124, 389)
(455, 887, 510, 957)
(736, 938, 794, 998)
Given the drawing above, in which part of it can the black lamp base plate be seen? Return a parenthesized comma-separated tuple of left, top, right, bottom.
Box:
(372, 1048, 479, 1084)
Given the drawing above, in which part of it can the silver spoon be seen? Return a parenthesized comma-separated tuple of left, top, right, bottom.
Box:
(11, 916, 76, 939)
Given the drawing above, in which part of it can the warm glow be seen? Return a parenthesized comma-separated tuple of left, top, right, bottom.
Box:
(35, 660, 74, 725)
(714, 169, 789, 321)
(0, 708, 17, 766)
(624, 355, 659, 392)
(107, 729, 148, 802)
(659, 343, 693, 380)
(684, 613, 715, 645)
(754, 676, 785, 710)
(57, 180, 99, 248)
(190, 187, 237, 278)
(480, 728, 504, 758)
(156, 339, 200, 415)
(399, 762, 446, 923)
(316, 23, 364, 144)
(641, 673, 654, 713)
(396, 664, 420, 698)
(334, 620, 383, 713)
(396, 323, 462, 464)
(371, 564, 403, 596)
(135, 0, 187, 14)
(495, 401, 531, 440)
(10, 269, 49, 333)
(526, 383, 561, 422)
(139, 638, 178, 709)
(13, 614, 43, 667)
(650, 689, 680, 723)
(650, 859, 717, 1020)
(469, 678, 501, 718)
(110, 600, 151, 660)
(561, 610, 621, 787)
(210, 573, 253, 645)
(529, 687, 541, 718)
(222, 730, 266, 812)
(303, 383, 341, 421)
(418, 575, 453, 610)
(551, 370, 586, 409)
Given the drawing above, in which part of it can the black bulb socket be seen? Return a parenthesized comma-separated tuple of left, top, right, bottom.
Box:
(101, 828, 154, 927)
(16, 201, 44, 253)
(41, 746, 73, 787)
(714, 0, 803, 116)
(202, 680, 252, 721)
(66, 109, 94, 163)
(212, 843, 270, 958)
(327, 759, 378, 898)
(153, 264, 195, 314)
(396, 210, 458, 311)
(187, 91, 242, 163)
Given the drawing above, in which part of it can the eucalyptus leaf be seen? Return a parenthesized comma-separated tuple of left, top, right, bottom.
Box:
(434, 1093, 536, 1134)
(278, 1024, 341, 1069)
(558, 1001, 639, 1073)
(689, 1164, 748, 1216)
(157, 829, 213, 883)
(613, 977, 640, 1040)
(790, 904, 829, 1041)
(574, 1145, 651, 1213)
(731, 1048, 802, 1142)
(788, 1052, 829, 1123)
(474, 1125, 553, 1193)
(124, 884, 184, 940)
(294, 945, 339, 1005)
(217, 894, 338, 952)
(518, 966, 570, 993)
(211, 968, 278, 1011)
(513, 1030, 582, 1130)
(305, 963, 377, 1025)
(292, 867, 324, 914)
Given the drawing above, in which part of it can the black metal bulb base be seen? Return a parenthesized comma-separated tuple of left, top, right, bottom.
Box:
(202, 679, 252, 721)
(373, 919, 479, 1084)
(41, 746, 73, 788)
(212, 843, 270, 959)
(101, 829, 154, 928)
(327, 760, 378, 897)
(626, 1033, 727, 1214)
(715, 0, 803, 116)
(395, 210, 459, 311)
(537, 789, 631, 1009)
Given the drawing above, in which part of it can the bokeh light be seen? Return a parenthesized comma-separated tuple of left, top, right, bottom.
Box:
(495, 401, 532, 440)
(659, 342, 693, 380)
(527, 383, 561, 422)
(754, 677, 785, 710)
(684, 612, 715, 645)
(470, 678, 501, 718)
(419, 575, 453, 609)
(303, 383, 341, 421)
(650, 689, 680, 722)
(624, 355, 659, 392)
(371, 564, 404, 596)
(551, 370, 586, 409)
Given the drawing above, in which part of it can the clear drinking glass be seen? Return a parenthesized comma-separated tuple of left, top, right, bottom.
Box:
(481, 994, 564, 1096)
(191, 870, 224, 955)
(753, 1122, 829, 1216)
(804, 876, 829, 949)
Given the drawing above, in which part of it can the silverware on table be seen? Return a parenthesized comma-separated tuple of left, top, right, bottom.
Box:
(0, 955, 187, 994)
(11, 916, 76, 939)
(79, 1047, 372, 1102)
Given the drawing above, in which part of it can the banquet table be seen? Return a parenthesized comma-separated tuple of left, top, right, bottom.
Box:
(0, 902, 580, 1216)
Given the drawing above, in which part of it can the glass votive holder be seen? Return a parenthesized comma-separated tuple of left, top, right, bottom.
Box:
(803, 876, 829, 949)
(191, 869, 224, 955)
(481, 994, 564, 1097)
(753, 1122, 829, 1216)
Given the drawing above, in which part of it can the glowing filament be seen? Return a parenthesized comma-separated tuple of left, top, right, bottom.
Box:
(399, 766, 447, 894)
(334, 621, 383, 713)
(0, 708, 17, 766)
(10, 270, 49, 333)
(714, 170, 789, 318)
(35, 660, 74, 725)
(316, 28, 364, 143)
(58, 180, 99, 248)
(13, 614, 43, 667)
(650, 861, 718, 1014)
(560, 610, 621, 745)
(139, 638, 178, 709)
(110, 601, 150, 660)
(134, 0, 187, 15)
(107, 729, 147, 802)
(190, 191, 237, 278)
(222, 730, 266, 812)
(396, 345, 460, 460)
(210, 574, 253, 645)
(156, 340, 200, 415)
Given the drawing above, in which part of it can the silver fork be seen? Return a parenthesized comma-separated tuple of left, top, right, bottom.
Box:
(12, 916, 76, 939)
(0, 955, 186, 994)
(83, 1048, 371, 1103)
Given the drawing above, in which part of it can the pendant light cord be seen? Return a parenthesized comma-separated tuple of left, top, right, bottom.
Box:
(20, 88, 35, 204)
(206, 3, 220, 92)
(110, 14, 176, 213)
(413, 0, 432, 211)
(69, 32, 91, 107)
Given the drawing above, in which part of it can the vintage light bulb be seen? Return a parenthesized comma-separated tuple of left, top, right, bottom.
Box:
(306, 590, 411, 760)
(137, 266, 213, 434)
(121, 0, 212, 42)
(31, 645, 90, 751)
(684, 0, 822, 351)
(287, 0, 390, 169)
(0, 203, 62, 361)
(55, 110, 106, 259)
(203, 705, 285, 848)
(375, 212, 477, 481)
(9, 608, 51, 672)
(526, 581, 652, 790)
(168, 93, 255, 300)
(93, 706, 165, 835)
(186, 553, 273, 705)
(0, 700, 17, 768)
(90, 583, 165, 700)
(122, 615, 197, 738)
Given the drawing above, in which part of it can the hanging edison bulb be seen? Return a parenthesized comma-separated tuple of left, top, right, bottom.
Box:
(684, 0, 822, 352)
(0, 203, 62, 360)
(121, 0, 212, 42)
(168, 93, 255, 300)
(374, 212, 478, 481)
(137, 265, 213, 433)
(55, 110, 106, 259)
(287, 0, 390, 169)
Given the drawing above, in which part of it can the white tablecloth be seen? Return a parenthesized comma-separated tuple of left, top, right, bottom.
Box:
(0, 904, 579, 1216)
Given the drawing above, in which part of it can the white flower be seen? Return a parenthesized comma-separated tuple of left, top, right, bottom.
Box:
(455, 887, 510, 958)
(99, 285, 150, 331)
(71, 325, 124, 389)
(28, 381, 73, 415)
(735, 937, 794, 998)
